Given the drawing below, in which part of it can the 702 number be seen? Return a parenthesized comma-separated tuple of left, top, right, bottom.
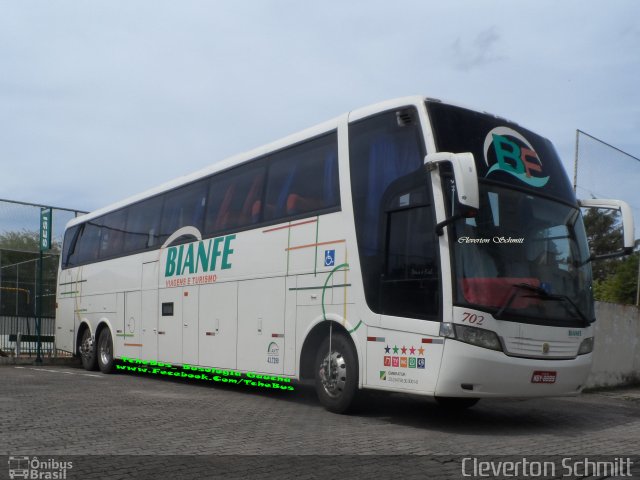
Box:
(461, 312, 484, 326)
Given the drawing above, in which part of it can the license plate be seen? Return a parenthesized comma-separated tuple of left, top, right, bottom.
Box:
(531, 371, 557, 384)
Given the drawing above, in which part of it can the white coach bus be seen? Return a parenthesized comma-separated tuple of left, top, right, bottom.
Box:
(56, 96, 634, 413)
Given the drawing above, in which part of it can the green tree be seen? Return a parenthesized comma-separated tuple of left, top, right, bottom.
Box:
(0, 229, 60, 254)
(593, 252, 639, 305)
(583, 208, 623, 282)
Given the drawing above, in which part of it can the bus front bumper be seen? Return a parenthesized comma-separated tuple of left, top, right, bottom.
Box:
(434, 339, 592, 398)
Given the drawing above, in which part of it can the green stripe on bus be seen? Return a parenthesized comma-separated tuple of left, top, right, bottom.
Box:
(348, 320, 363, 333)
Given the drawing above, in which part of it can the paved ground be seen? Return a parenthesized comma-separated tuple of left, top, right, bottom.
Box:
(1, 364, 639, 479)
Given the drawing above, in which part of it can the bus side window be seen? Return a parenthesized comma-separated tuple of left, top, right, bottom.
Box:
(62, 225, 81, 268)
(75, 220, 103, 266)
(349, 108, 439, 319)
(204, 163, 266, 235)
(159, 179, 208, 244)
(264, 132, 339, 222)
(123, 195, 163, 253)
(99, 209, 127, 259)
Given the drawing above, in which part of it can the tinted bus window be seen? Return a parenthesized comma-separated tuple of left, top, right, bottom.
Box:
(204, 163, 266, 235)
(75, 220, 103, 265)
(100, 209, 127, 259)
(124, 196, 164, 252)
(264, 133, 339, 222)
(350, 108, 439, 318)
(159, 179, 208, 244)
(62, 225, 81, 268)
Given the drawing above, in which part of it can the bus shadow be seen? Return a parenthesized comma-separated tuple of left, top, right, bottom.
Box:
(351, 390, 640, 436)
(110, 365, 639, 436)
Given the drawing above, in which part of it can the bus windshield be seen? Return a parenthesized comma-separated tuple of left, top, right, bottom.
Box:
(450, 183, 594, 325)
(427, 100, 594, 326)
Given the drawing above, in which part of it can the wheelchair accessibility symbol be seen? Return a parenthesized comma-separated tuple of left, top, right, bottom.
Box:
(324, 249, 335, 267)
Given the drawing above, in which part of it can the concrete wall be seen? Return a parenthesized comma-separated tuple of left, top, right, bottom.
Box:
(586, 301, 640, 388)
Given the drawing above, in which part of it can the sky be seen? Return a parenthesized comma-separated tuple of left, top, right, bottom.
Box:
(1, 0, 639, 238)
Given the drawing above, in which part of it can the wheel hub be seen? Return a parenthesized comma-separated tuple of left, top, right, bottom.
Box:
(80, 334, 93, 358)
(318, 351, 347, 398)
(98, 334, 111, 366)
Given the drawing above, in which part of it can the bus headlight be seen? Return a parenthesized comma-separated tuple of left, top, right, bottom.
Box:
(440, 322, 502, 352)
(578, 337, 594, 355)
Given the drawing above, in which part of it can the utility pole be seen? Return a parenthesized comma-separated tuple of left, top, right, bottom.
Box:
(636, 253, 640, 307)
(573, 129, 580, 193)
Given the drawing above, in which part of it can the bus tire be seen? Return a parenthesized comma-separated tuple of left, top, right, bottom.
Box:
(314, 332, 358, 414)
(97, 328, 115, 374)
(435, 396, 480, 410)
(79, 328, 98, 371)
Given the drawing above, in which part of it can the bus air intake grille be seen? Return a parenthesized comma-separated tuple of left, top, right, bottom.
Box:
(502, 337, 578, 359)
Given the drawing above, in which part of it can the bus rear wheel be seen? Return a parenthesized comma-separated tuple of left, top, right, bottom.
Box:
(79, 328, 98, 371)
(97, 328, 115, 374)
(314, 332, 358, 414)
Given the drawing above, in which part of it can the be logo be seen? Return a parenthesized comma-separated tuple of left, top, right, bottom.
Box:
(483, 127, 549, 188)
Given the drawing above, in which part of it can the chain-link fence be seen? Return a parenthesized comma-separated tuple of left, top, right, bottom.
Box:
(574, 130, 640, 240)
(574, 130, 640, 305)
(0, 198, 86, 356)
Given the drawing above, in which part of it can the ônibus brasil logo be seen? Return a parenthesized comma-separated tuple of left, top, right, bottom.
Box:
(162, 226, 235, 287)
(483, 126, 550, 188)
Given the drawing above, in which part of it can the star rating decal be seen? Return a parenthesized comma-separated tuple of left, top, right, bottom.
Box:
(384, 345, 425, 358)
(382, 341, 431, 370)
(384, 345, 425, 357)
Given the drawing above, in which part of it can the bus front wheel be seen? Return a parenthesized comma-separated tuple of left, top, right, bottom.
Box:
(97, 328, 115, 374)
(79, 328, 98, 371)
(314, 332, 358, 414)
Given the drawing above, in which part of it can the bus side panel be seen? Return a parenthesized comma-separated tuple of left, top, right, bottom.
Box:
(56, 268, 75, 353)
(112, 292, 125, 357)
(158, 287, 183, 364)
(140, 288, 158, 361)
(365, 326, 442, 395)
(56, 296, 75, 354)
(182, 285, 199, 366)
(140, 261, 159, 361)
(237, 277, 285, 374)
(122, 290, 142, 360)
(199, 281, 238, 370)
(283, 276, 296, 376)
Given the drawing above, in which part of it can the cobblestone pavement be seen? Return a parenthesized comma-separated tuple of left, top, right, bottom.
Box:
(1, 365, 639, 479)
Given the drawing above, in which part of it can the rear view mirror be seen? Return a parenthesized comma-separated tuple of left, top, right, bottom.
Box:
(579, 198, 635, 258)
(425, 152, 479, 210)
(425, 152, 479, 235)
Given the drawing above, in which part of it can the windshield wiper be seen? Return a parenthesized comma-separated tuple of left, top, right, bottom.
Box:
(495, 283, 592, 326)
